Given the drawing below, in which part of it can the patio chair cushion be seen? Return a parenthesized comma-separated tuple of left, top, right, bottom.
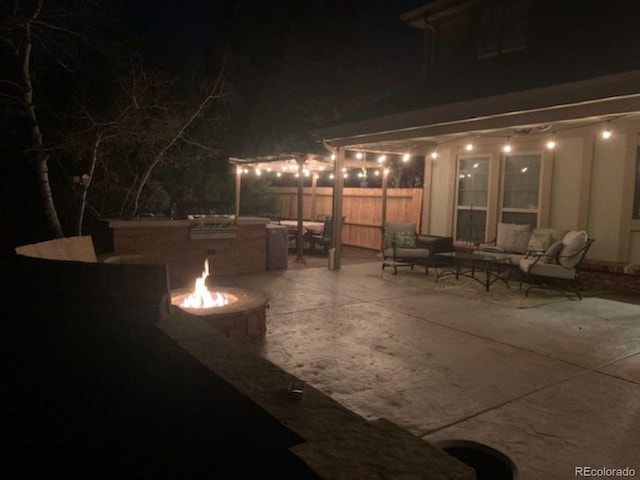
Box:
(559, 230, 588, 268)
(519, 258, 576, 279)
(384, 247, 431, 259)
(496, 223, 532, 253)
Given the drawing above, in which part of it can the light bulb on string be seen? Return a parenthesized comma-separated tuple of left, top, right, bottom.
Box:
(377, 154, 386, 164)
(355, 152, 363, 160)
(465, 142, 474, 152)
(276, 172, 282, 177)
(374, 170, 380, 176)
(502, 138, 512, 153)
(402, 153, 410, 162)
(329, 173, 334, 180)
(601, 127, 612, 140)
(430, 151, 438, 159)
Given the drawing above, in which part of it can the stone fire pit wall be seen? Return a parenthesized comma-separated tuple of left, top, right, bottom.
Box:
(108, 217, 269, 287)
(170, 287, 267, 343)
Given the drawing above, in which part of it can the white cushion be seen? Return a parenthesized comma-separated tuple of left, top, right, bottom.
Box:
(496, 223, 532, 253)
(533, 227, 567, 244)
(559, 230, 588, 268)
(519, 258, 576, 279)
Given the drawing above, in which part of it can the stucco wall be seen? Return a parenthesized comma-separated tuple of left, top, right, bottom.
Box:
(427, 148, 454, 237)
(549, 137, 584, 231)
(423, 128, 640, 264)
(588, 135, 627, 261)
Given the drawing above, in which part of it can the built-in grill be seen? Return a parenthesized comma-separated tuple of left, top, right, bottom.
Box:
(188, 214, 237, 240)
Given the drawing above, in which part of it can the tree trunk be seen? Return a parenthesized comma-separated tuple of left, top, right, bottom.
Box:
(77, 132, 103, 235)
(22, 1, 64, 237)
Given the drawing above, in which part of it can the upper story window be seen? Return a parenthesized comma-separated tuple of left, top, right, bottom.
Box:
(478, 0, 530, 59)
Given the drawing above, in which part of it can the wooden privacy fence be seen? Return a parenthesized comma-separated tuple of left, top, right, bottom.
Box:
(273, 187, 423, 250)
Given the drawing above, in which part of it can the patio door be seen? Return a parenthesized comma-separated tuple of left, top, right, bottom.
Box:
(454, 156, 490, 244)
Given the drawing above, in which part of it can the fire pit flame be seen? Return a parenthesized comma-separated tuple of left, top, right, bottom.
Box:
(180, 259, 230, 309)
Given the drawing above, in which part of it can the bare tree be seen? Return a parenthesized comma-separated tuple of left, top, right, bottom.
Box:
(2, 0, 63, 236)
(129, 56, 230, 217)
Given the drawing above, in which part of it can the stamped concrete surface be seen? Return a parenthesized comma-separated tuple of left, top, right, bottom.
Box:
(227, 262, 640, 480)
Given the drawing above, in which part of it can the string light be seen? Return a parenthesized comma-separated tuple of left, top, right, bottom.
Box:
(342, 167, 347, 173)
(473, 163, 479, 168)
(355, 152, 363, 160)
(377, 154, 386, 164)
(343, 173, 349, 179)
(303, 169, 310, 177)
(465, 143, 474, 152)
(374, 170, 380, 176)
(329, 173, 335, 179)
(601, 127, 612, 140)
(546, 137, 557, 150)
(402, 153, 410, 162)
(243, 168, 249, 174)
(294, 173, 300, 178)
(276, 172, 282, 177)
(255, 168, 262, 176)
(357, 172, 363, 178)
(430, 151, 438, 159)
(266, 167, 272, 172)
(502, 137, 512, 153)
(331, 154, 336, 160)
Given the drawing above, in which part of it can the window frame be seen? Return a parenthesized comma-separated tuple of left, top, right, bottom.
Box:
(454, 154, 492, 243)
(498, 151, 543, 228)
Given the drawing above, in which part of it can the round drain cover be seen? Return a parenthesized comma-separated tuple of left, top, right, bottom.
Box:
(437, 440, 516, 480)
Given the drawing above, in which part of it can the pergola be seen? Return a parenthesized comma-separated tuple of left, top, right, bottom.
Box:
(229, 147, 416, 266)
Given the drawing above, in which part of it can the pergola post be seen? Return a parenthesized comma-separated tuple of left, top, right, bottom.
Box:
(234, 166, 242, 217)
(331, 147, 345, 270)
(310, 172, 318, 221)
(380, 166, 389, 250)
(296, 156, 305, 262)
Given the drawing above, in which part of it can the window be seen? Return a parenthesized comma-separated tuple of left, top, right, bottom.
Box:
(501, 154, 541, 227)
(455, 157, 489, 244)
(478, 0, 530, 59)
(634, 147, 640, 219)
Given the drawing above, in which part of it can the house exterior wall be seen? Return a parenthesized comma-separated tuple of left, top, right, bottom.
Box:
(422, 124, 640, 264)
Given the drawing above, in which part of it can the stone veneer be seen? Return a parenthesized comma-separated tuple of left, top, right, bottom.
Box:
(109, 217, 269, 288)
(580, 260, 640, 294)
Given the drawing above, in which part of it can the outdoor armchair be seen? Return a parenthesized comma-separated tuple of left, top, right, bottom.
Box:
(382, 222, 453, 274)
(519, 233, 594, 299)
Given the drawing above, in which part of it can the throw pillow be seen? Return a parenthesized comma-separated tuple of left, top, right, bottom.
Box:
(394, 232, 416, 248)
(558, 230, 588, 268)
(496, 223, 532, 252)
(506, 227, 532, 253)
(527, 232, 554, 253)
(541, 240, 563, 264)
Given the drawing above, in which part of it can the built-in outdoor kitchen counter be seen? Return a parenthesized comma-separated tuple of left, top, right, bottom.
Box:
(108, 216, 270, 288)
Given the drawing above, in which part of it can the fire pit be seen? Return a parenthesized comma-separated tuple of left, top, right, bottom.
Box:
(171, 260, 267, 343)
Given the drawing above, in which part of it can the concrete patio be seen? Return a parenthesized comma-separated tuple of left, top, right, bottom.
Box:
(222, 262, 640, 479)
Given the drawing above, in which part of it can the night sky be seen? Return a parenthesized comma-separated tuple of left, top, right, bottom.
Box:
(119, 0, 426, 67)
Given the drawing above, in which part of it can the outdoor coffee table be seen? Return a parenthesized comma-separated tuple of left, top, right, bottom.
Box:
(434, 251, 515, 292)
